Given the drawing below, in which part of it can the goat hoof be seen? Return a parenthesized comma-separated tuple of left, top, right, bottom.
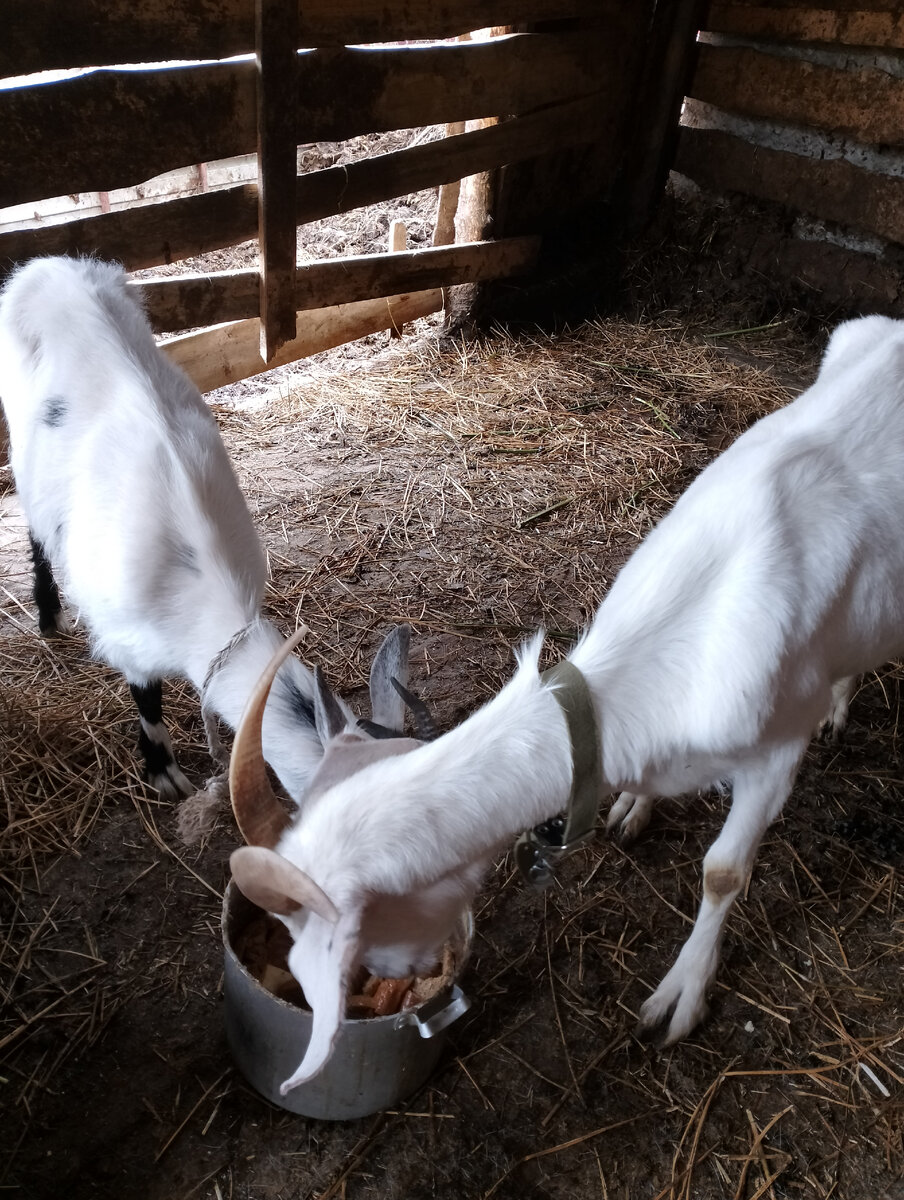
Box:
(607, 792, 654, 844)
(637, 993, 708, 1047)
(38, 610, 72, 637)
(148, 765, 194, 801)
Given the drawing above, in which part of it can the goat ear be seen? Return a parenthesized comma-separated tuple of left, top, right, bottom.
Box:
(369, 625, 410, 730)
(280, 909, 361, 1094)
(313, 665, 349, 743)
(230, 846, 339, 924)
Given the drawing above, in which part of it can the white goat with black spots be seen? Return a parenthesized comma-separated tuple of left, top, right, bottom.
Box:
(0, 256, 415, 807)
(229, 314, 904, 1092)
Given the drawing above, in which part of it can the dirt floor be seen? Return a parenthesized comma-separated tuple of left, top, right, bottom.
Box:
(3, 189, 904, 1200)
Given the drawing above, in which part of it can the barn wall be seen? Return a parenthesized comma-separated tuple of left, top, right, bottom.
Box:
(0, 0, 648, 384)
(675, 2, 904, 309)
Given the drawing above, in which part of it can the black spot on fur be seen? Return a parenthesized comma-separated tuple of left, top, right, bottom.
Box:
(172, 541, 200, 574)
(42, 394, 67, 427)
(280, 678, 315, 728)
(29, 534, 63, 633)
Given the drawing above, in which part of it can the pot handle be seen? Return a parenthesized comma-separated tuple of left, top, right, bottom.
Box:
(395, 984, 470, 1038)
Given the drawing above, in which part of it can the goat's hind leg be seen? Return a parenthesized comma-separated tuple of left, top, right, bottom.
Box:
(817, 676, 856, 743)
(129, 680, 193, 799)
(636, 742, 806, 1045)
(29, 534, 69, 635)
(607, 792, 655, 843)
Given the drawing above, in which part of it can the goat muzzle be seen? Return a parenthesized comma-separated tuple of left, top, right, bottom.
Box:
(230, 626, 309, 847)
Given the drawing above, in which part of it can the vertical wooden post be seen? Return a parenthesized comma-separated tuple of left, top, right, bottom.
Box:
(619, 0, 709, 231)
(432, 122, 465, 247)
(388, 219, 407, 337)
(256, 0, 299, 360)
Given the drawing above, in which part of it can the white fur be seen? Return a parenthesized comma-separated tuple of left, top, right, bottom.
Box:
(241, 313, 904, 1090)
(0, 256, 324, 800)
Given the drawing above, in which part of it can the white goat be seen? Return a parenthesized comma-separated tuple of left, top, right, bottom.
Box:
(0, 256, 415, 805)
(230, 313, 904, 1094)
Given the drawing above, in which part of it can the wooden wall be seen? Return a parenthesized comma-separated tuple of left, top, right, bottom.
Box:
(674, 1, 904, 308)
(1, 0, 664, 388)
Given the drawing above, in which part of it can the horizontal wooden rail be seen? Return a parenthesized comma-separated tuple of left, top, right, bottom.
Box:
(706, 4, 904, 51)
(0, 94, 600, 274)
(676, 124, 904, 245)
(689, 42, 904, 147)
(1, 60, 255, 211)
(293, 235, 539, 309)
(0, 187, 260, 278)
(1, 33, 602, 211)
(136, 236, 540, 332)
(4, 0, 607, 77)
(162, 288, 444, 393)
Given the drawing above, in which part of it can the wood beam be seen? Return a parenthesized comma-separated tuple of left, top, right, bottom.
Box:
(3, 0, 607, 76)
(256, 0, 299, 358)
(161, 289, 444, 393)
(2, 35, 604, 211)
(136, 237, 539, 332)
(0, 95, 599, 278)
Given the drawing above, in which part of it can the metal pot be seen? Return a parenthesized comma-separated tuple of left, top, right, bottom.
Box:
(222, 881, 472, 1120)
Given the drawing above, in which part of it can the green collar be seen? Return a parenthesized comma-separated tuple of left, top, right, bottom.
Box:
(514, 660, 603, 888)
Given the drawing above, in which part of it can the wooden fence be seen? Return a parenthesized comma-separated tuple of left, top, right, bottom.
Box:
(674, 1, 904, 307)
(2, 0, 661, 390)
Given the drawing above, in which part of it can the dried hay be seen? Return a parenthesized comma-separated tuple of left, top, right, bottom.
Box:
(1, 310, 902, 1199)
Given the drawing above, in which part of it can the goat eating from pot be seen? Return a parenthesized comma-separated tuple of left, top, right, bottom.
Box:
(230, 314, 904, 1092)
(229, 628, 482, 1094)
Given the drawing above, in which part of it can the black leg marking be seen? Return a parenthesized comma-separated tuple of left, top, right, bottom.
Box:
(29, 534, 64, 635)
(137, 721, 176, 779)
(130, 680, 164, 726)
(129, 681, 191, 797)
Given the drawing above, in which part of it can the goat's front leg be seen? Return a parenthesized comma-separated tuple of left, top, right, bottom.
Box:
(29, 533, 70, 635)
(636, 743, 806, 1044)
(129, 680, 193, 799)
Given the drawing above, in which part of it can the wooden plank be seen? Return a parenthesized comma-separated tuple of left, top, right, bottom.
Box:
(161, 289, 444, 393)
(455, 119, 499, 245)
(136, 237, 539, 332)
(0, 61, 257, 211)
(292, 93, 603, 223)
(3, 34, 603, 212)
(490, 12, 643, 240)
(294, 34, 604, 139)
(433, 121, 466, 247)
(388, 220, 408, 336)
(0, 94, 599, 277)
(707, 0, 902, 13)
(620, 0, 708, 229)
(0, 187, 259, 278)
(138, 270, 262, 333)
(3, 0, 606, 76)
(256, 0, 299, 358)
(676, 124, 904, 245)
(689, 42, 904, 146)
(293, 236, 539, 311)
(706, 4, 904, 48)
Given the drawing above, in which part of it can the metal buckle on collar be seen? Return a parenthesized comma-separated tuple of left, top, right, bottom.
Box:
(514, 815, 594, 889)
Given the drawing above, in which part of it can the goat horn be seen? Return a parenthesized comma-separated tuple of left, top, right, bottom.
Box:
(230, 626, 309, 847)
(390, 677, 439, 741)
